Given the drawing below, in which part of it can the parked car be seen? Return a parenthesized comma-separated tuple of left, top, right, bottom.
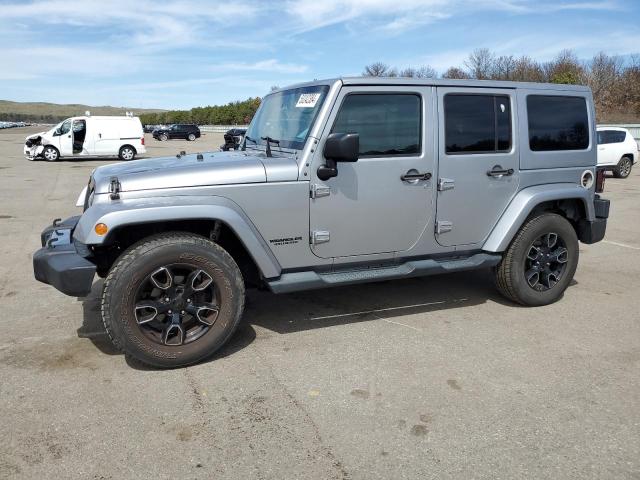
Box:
(33, 77, 609, 368)
(220, 128, 246, 151)
(597, 126, 637, 178)
(24, 115, 145, 161)
(152, 124, 201, 141)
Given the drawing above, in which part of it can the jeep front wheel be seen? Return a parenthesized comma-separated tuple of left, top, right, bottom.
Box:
(101, 233, 245, 368)
(494, 213, 579, 306)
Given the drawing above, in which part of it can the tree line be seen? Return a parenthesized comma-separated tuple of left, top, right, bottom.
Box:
(138, 97, 261, 126)
(363, 49, 640, 122)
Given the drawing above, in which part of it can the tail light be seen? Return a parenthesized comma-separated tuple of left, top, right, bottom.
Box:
(595, 168, 606, 193)
(141, 136, 145, 146)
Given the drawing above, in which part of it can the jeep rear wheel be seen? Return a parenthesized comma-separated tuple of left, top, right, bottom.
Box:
(494, 213, 579, 306)
(101, 233, 245, 368)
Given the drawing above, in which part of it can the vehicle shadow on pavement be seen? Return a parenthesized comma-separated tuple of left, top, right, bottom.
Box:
(246, 269, 520, 334)
(76, 269, 576, 368)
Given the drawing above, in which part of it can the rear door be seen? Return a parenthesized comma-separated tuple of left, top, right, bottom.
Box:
(435, 88, 519, 247)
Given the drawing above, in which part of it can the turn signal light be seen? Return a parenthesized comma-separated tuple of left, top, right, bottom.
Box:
(95, 223, 108, 236)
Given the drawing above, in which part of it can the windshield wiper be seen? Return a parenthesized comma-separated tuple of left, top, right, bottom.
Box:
(261, 136, 280, 157)
(242, 135, 257, 151)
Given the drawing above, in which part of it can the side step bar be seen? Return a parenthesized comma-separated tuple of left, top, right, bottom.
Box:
(267, 253, 501, 294)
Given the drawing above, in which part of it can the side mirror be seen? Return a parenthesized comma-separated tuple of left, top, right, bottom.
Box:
(317, 133, 359, 181)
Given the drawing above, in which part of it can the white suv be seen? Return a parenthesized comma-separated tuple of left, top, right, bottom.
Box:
(597, 126, 638, 178)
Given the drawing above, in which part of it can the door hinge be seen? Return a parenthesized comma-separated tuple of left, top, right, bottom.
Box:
(310, 230, 330, 245)
(437, 178, 455, 191)
(435, 221, 453, 235)
(310, 184, 331, 199)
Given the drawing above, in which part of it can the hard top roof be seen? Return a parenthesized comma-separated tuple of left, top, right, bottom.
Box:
(275, 77, 591, 93)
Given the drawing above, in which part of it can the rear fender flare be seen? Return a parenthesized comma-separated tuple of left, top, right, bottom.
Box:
(483, 184, 595, 252)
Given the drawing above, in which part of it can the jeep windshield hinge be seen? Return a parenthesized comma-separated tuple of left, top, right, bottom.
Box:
(437, 178, 455, 191)
(109, 176, 121, 200)
(310, 184, 331, 199)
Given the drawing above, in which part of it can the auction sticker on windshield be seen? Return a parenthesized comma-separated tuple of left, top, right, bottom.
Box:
(296, 93, 321, 108)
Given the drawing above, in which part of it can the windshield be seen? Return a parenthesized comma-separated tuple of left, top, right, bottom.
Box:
(245, 85, 330, 151)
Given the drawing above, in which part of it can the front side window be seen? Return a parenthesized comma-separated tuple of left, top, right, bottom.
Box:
(527, 95, 589, 151)
(331, 94, 421, 156)
(246, 85, 330, 150)
(444, 94, 511, 154)
(57, 120, 71, 135)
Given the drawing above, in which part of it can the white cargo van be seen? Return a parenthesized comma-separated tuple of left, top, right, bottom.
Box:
(24, 115, 146, 161)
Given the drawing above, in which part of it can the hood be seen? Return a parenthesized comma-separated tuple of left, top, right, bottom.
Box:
(92, 150, 299, 194)
(25, 131, 47, 141)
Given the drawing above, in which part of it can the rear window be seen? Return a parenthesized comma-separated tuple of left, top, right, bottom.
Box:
(597, 130, 626, 144)
(444, 94, 511, 154)
(527, 95, 589, 151)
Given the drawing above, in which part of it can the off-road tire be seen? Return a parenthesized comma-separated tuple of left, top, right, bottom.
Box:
(494, 213, 579, 306)
(613, 156, 633, 179)
(42, 145, 59, 162)
(101, 232, 245, 368)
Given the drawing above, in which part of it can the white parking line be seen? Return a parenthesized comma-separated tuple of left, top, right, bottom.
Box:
(603, 240, 640, 250)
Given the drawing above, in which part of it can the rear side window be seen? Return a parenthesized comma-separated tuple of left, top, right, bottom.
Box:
(332, 94, 421, 156)
(444, 94, 511, 154)
(527, 95, 589, 151)
(597, 130, 626, 144)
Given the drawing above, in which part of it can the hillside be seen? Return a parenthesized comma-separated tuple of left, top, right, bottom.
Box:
(0, 100, 166, 123)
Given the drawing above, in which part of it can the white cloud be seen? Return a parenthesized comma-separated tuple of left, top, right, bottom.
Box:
(214, 59, 309, 74)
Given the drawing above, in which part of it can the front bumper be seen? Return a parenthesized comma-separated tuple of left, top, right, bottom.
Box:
(578, 195, 610, 244)
(24, 144, 43, 159)
(33, 216, 96, 297)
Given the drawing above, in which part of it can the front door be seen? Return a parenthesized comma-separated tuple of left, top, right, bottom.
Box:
(435, 88, 519, 247)
(309, 87, 434, 259)
(57, 119, 74, 156)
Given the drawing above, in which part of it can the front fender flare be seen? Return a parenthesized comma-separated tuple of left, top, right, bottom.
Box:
(74, 195, 281, 279)
(483, 184, 595, 252)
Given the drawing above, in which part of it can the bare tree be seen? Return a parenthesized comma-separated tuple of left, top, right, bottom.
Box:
(491, 55, 517, 80)
(442, 67, 470, 79)
(363, 62, 391, 77)
(398, 66, 437, 78)
(465, 48, 495, 79)
(511, 56, 546, 82)
(586, 52, 622, 113)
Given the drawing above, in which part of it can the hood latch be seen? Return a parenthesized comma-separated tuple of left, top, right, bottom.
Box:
(109, 176, 121, 200)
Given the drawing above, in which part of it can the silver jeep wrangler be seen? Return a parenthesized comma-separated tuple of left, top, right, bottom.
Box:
(33, 78, 610, 368)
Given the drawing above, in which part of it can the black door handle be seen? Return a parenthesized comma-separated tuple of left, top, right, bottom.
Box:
(401, 171, 432, 181)
(487, 166, 514, 177)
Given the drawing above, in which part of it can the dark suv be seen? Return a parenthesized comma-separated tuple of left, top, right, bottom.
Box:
(152, 124, 201, 141)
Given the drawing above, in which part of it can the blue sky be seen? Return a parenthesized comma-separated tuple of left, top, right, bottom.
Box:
(0, 0, 638, 110)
